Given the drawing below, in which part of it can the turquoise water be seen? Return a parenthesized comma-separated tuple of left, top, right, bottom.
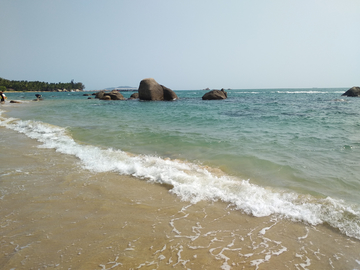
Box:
(2, 88, 360, 239)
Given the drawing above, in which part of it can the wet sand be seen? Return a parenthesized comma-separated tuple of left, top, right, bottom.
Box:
(1, 126, 360, 269)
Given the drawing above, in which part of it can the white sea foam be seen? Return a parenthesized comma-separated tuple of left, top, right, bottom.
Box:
(277, 91, 327, 94)
(1, 112, 360, 240)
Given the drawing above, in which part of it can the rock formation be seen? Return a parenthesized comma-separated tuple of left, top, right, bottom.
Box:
(129, 93, 139, 99)
(202, 89, 228, 100)
(105, 90, 126, 100)
(94, 91, 105, 99)
(94, 90, 126, 100)
(342, 86, 360, 97)
(138, 78, 178, 101)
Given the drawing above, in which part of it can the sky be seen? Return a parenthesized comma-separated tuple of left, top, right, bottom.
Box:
(0, 0, 359, 90)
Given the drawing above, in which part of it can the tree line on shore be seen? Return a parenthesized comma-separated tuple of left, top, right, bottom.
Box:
(0, 77, 85, 92)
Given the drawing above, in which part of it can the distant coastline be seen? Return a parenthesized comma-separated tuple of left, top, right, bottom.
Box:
(0, 77, 85, 92)
(104, 86, 137, 92)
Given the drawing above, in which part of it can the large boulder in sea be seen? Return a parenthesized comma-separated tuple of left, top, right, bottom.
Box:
(342, 86, 360, 97)
(202, 89, 228, 100)
(138, 78, 178, 101)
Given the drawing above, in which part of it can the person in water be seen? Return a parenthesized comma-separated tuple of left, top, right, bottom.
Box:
(0, 91, 7, 103)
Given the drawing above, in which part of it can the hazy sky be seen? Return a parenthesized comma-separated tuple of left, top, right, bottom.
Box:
(1, 0, 359, 90)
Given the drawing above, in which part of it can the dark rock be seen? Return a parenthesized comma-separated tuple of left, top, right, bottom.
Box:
(163, 86, 178, 101)
(95, 91, 106, 99)
(10, 100, 21, 103)
(202, 88, 228, 100)
(129, 92, 139, 99)
(342, 86, 360, 97)
(83, 94, 91, 96)
(138, 78, 163, 100)
(138, 78, 178, 101)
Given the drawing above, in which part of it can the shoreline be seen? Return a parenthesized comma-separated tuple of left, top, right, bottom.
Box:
(1, 119, 360, 269)
(3, 90, 87, 93)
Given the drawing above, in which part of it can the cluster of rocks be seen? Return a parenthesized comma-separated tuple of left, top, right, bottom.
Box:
(88, 79, 360, 101)
(91, 78, 228, 101)
(93, 90, 126, 100)
(89, 78, 179, 101)
(84, 90, 139, 100)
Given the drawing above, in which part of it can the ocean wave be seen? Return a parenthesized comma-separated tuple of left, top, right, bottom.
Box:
(231, 90, 344, 95)
(1, 111, 359, 240)
(275, 90, 345, 94)
(276, 91, 328, 94)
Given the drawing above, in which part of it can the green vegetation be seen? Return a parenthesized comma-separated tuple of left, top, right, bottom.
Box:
(0, 77, 85, 92)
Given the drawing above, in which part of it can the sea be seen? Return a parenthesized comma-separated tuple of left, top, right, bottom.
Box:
(1, 88, 360, 269)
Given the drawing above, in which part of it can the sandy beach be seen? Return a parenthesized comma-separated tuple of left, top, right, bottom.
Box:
(1, 122, 360, 269)
(2, 0, 360, 267)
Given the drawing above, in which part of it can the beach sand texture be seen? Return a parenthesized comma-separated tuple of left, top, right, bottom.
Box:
(1, 126, 360, 269)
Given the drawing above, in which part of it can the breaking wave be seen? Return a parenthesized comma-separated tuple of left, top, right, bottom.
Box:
(1, 110, 359, 240)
